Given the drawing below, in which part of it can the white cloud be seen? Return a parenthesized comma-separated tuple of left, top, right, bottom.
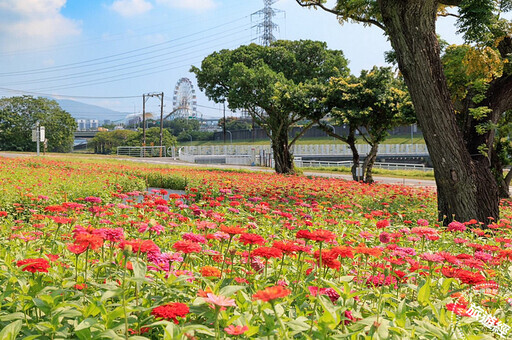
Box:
(0, 0, 81, 51)
(110, 0, 153, 17)
(156, 0, 217, 11)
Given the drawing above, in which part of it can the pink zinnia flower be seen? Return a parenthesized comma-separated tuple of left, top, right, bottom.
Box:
(204, 293, 236, 308)
(224, 325, 249, 335)
(379, 232, 391, 243)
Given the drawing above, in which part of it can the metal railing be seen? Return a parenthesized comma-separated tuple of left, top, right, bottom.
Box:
(117, 146, 167, 157)
(301, 160, 433, 172)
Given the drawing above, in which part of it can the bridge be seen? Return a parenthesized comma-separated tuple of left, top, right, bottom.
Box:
(74, 131, 100, 138)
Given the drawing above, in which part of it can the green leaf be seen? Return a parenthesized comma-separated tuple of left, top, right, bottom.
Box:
(33, 297, 52, 315)
(75, 317, 98, 331)
(418, 277, 431, 305)
(219, 285, 246, 297)
(130, 257, 147, 280)
(0, 312, 25, 322)
(244, 325, 260, 337)
(0, 320, 22, 340)
(287, 317, 310, 332)
(182, 325, 215, 336)
(318, 295, 339, 326)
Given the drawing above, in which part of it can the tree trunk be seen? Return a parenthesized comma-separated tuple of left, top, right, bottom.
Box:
(346, 127, 360, 181)
(379, 0, 499, 223)
(490, 144, 511, 198)
(363, 143, 379, 184)
(271, 128, 294, 174)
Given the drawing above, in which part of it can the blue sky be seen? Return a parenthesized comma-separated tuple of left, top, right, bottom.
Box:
(0, 0, 463, 120)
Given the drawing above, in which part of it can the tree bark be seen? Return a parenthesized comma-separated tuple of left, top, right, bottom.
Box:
(363, 143, 379, 184)
(490, 141, 511, 198)
(379, 0, 499, 223)
(271, 127, 294, 174)
(346, 127, 360, 181)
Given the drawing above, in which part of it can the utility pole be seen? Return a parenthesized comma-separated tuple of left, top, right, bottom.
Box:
(223, 101, 226, 143)
(142, 94, 146, 145)
(160, 93, 164, 151)
(36, 121, 40, 156)
(142, 92, 165, 148)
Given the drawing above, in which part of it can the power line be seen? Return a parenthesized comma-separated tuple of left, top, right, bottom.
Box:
(28, 37, 253, 92)
(3, 24, 255, 87)
(0, 16, 252, 77)
(0, 87, 140, 99)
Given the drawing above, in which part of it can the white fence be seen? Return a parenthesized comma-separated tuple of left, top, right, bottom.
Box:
(180, 143, 428, 157)
(301, 160, 432, 172)
(117, 146, 167, 157)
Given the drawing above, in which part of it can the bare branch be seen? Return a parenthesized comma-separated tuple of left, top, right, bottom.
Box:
(295, 0, 386, 31)
(289, 121, 315, 147)
(437, 12, 459, 18)
(439, 0, 463, 5)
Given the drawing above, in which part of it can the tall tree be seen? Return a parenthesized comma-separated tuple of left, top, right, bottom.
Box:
(0, 96, 77, 152)
(296, 0, 512, 223)
(321, 67, 415, 183)
(191, 40, 349, 174)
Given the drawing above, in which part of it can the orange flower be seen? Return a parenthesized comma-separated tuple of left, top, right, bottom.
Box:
(253, 285, 291, 302)
(354, 246, 382, 258)
(220, 225, 247, 235)
(200, 266, 221, 278)
(198, 287, 213, 297)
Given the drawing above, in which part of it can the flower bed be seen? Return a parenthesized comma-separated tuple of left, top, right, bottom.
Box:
(0, 157, 511, 339)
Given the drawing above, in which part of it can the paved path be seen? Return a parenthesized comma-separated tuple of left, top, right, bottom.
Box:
(0, 152, 437, 188)
(115, 156, 437, 188)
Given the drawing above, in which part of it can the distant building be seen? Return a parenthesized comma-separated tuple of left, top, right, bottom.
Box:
(199, 118, 222, 132)
(75, 119, 100, 131)
(90, 120, 99, 130)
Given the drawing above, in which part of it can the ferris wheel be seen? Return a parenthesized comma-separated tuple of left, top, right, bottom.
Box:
(172, 77, 197, 119)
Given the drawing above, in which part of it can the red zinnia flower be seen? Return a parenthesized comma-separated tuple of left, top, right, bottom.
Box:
(16, 258, 50, 273)
(272, 241, 299, 255)
(220, 225, 247, 235)
(455, 269, 486, 285)
(173, 240, 202, 254)
(74, 233, 103, 251)
(252, 247, 283, 259)
(67, 243, 88, 255)
(331, 246, 354, 259)
(120, 239, 160, 254)
(151, 302, 189, 324)
(239, 233, 266, 246)
(376, 220, 390, 229)
(296, 229, 313, 240)
(310, 229, 336, 242)
(253, 285, 291, 302)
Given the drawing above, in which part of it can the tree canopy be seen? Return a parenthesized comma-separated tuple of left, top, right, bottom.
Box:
(90, 127, 176, 154)
(323, 66, 415, 182)
(296, 0, 512, 223)
(0, 96, 76, 153)
(191, 40, 349, 173)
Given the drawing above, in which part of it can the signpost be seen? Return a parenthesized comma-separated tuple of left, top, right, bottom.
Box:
(31, 122, 45, 156)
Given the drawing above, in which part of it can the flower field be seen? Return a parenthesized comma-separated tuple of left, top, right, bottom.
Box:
(1, 156, 512, 339)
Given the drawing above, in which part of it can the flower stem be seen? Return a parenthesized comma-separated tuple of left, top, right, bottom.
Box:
(271, 301, 289, 340)
(214, 306, 221, 340)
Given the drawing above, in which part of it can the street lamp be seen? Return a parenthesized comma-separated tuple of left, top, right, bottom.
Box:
(226, 130, 232, 143)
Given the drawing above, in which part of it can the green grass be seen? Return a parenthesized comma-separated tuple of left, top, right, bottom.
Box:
(300, 166, 435, 180)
